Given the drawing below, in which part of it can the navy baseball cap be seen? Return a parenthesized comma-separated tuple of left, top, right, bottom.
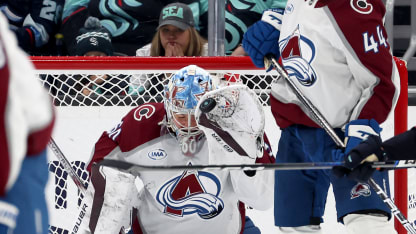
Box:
(158, 3, 195, 30)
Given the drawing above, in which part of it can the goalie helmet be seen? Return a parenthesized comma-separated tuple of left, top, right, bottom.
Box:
(164, 65, 215, 155)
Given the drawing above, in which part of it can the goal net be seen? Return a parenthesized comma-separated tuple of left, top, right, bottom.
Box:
(32, 56, 414, 233)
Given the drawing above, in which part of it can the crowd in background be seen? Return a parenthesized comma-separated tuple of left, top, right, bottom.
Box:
(1, 0, 287, 98)
(0, 0, 285, 57)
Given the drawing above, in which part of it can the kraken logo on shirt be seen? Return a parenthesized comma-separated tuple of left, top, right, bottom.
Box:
(99, 0, 141, 37)
(156, 169, 224, 219)
(279, 26, 317, 87)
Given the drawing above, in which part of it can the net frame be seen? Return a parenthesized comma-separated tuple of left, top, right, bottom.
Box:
(31, 56, 410, 233)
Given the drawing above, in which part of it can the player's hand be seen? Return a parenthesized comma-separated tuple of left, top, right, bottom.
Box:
(242, 8, 283, 71)
(332, 119, 385, 182)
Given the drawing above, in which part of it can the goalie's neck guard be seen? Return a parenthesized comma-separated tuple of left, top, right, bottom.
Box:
(159, 119, 205, 156)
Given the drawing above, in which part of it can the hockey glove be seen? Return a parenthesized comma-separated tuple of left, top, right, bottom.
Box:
(332, 119, 384, 182)
(242, 8, 283, 71)
(195, 85, 265, 165)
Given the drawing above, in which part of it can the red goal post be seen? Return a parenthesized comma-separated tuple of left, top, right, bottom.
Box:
(30, 56, 410, 233)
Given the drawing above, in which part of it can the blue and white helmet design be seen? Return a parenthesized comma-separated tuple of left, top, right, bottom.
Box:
(164, 65, 215, 155)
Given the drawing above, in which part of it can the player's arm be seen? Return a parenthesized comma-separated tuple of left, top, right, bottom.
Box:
(242, 8, 283, 70)
(0, 13, 54, 195)
(331, 1, 399, 123)
(346, 127, 416, 163)
(86, 103, 165, 172)
(86, 121, 123, 173)
(14, 0, 64, 51)
(0, 13, 54, 230)
(76, 104, 165, 233)
(381, 127, 416, 160)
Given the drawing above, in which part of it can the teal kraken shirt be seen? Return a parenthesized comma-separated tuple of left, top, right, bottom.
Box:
(199, 0, 287, 55)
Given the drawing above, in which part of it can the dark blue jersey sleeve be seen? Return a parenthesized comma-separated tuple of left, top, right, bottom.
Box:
(0, 0, 64, 51)
(383, 127, 416, 160)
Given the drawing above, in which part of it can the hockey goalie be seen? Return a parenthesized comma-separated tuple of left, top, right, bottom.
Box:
(70, 65, 274, 234)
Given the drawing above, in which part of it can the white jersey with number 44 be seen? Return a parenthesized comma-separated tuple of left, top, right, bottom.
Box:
(270, 0, 400, 129)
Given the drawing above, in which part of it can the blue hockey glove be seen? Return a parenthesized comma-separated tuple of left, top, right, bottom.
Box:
(332, 119, 385, 182)
(242, 8, 283, 71)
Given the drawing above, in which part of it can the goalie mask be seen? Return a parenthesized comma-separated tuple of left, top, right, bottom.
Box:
(164, 65, 215, 156)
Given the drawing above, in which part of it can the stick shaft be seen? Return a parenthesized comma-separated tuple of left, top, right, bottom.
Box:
(48, 138, 87, 194)
(98, 159, 416, 173)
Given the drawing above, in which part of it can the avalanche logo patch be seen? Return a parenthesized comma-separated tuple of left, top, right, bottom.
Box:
(350, 0, 373, 15)
(350, 183, 371, 199)
(148, 149, 167, 160)
(134, 104, 156, 121)
(156, 169, 224, 219)
(279, 26, 317, 86)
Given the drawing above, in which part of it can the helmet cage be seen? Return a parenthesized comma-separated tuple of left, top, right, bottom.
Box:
(165, 101, 202, 138)
(164, 65, 214, 147)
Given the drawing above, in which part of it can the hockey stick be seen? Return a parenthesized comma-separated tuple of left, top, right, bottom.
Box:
(98, 159, 416, 174)
(48, 138, 87, 194)
(98, 159, 343, 173)
(265, 55, 416, 234)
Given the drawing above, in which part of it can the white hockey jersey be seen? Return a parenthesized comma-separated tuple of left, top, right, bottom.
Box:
(72, 103, 274, 234)
(0, 13, 54, 196)
(270, 0, 400, 128)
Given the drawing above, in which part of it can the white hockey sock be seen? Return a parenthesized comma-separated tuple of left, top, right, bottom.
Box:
(343, 213, 397, 234)
(278, 225, 323, 234)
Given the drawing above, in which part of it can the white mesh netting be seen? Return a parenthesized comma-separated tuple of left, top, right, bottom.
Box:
(37, 66, 276, 107)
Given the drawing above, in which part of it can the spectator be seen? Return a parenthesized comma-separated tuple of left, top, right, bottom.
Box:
(43, 16, 128, 102)
(136, 2, 207, 57)
(61, 0, 202, 56)
(131, 2, 207, 95)
(0, 0, 65, 55)
(72, 17, 128, 97)
(74, 16, 114, 57)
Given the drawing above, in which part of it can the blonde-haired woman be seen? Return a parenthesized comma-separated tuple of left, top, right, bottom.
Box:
(131, 2, 207, 95)
(136, 2, 207, 57)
